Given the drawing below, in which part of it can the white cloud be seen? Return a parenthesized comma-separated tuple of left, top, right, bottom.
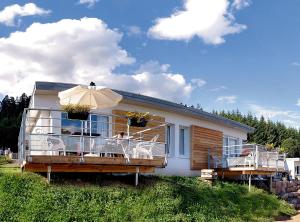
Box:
(0, 18, 195, 102)
(211, 85, 228, 92)
(126, 25, 142, 36)
(0, 18, 134, 96)
(148, 0, 248, 45)
(0, 3, 50, 26)
(232, 0, 251, 10)
(103, 61, 194, 102)
(291, 62, 300, 67)
(78, 0, 99, 8)
(296, 99, 300, 106)
(191, 78, 206, 88)
(216, 95, 237, 104)
(249, 104, 300, 128)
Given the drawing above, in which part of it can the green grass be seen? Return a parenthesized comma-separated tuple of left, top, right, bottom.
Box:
(0, 156, 20, 174)
(0, 156, 10, 165)
(0, 172, 296, 222)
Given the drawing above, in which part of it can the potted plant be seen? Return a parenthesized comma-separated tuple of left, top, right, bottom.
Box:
(126, 111, 151, 127)
(62, 104, 90, 120)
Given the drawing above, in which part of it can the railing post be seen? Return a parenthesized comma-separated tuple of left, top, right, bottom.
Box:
(255, 145, 259, 169)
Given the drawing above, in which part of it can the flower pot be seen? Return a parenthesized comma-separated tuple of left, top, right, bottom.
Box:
(68, 112, 89, 120)
(128, 117, 148, 127)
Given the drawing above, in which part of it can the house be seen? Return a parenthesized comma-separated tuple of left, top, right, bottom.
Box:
(285, 158, 300, 179)
(18, 81, 286, 181)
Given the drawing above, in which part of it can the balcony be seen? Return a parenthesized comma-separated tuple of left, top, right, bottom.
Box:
(210, 144, 286, 173)
(18, 108, 167, 174)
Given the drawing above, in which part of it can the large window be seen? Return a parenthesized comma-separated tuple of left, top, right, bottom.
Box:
(95, 115, 109, 138)
(179, 126, 189, 157)
(61, 112, 82, 134)
(223, 136, 239, 156)
(166, 124, 175, 157)
(61, 113, 109, 137)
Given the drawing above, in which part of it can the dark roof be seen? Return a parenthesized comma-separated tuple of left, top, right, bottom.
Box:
(34, 81, 255, 133)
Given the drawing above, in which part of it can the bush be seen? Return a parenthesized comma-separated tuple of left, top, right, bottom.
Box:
(0, 156, 10, 165)
(0, 173, 296, 222)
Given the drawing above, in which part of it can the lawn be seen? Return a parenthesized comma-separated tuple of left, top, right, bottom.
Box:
(0, 171, 296, 222)
(0, 156, 20, 174)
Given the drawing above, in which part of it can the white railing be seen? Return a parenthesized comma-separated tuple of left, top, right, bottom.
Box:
(18, 108, 167, 165)
(211, 144, 286, 170)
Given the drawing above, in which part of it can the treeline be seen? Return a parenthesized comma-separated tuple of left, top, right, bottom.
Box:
(0, 94, 31, 152)
(214, 110, 300, 157)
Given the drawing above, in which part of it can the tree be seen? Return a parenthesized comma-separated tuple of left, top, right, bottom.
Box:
(280, 138, 300, 157)
(0, 93, 30, 152)
(215, 109, 300, 157)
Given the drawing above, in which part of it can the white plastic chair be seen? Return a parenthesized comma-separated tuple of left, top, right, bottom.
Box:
(245, 152, 254, 167)
(47, 136, 66, 156)
(133, 135, 159, 159)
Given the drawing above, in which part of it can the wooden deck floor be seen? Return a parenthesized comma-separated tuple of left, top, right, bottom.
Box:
(24, 155, 165, 173)
(216, 166, 286, 177)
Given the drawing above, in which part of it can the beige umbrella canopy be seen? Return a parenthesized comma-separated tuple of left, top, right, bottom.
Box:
(58, 84, 123, 109)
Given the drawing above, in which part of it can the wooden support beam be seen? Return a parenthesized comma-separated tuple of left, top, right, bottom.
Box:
(47, 165, 51, 183)
(27, 156, 165, 167)
(216, 168, 279, 177)
(135, 167, 139, 186)
(248, 174, 252, 192)
(25, 163, 155, 173)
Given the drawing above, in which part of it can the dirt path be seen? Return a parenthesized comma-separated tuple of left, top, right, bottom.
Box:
(276, 210, 300, 221)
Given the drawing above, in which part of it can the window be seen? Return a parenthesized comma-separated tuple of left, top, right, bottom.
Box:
(61, 112, 82, 134)
(179, 126, 189, 157)
(295, 166, 300, 175)
(223, 136, 239, 156)
(96, 115, 109, 138)
(166, 124, 175, 157)
(61, 113, 109, 137)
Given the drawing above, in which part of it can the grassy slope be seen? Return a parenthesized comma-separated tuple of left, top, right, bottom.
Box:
(0, 172, 296, 222)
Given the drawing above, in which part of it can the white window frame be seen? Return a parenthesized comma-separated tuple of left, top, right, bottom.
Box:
(166, 124, 175, 157)
(178, 126, 190, 158)
(295, 165, 300, 175)
(223, 135, 240, 156)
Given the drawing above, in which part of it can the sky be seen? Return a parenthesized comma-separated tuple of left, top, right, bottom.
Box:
(0, 0, 300, 128)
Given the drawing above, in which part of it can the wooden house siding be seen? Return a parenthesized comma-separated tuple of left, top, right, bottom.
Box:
(112, 110, 166, 143)
(190, 125, 223, 170)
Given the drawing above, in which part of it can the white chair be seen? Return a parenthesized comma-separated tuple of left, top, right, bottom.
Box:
(47, 136, 66, 156)
(133, 135, 159, 159)
(245, 152, 254, 167)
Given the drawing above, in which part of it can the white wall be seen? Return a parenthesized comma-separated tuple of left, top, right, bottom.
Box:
(115, 103, 247, 176)
(32, 93, 248, 176)
(286, 158, 300, 179)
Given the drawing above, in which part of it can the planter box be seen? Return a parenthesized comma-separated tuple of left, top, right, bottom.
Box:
(127, 117, 148, 127)
(68, 112, 89, 120)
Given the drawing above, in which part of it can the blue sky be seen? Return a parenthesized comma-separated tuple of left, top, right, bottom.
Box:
(0, 0, 300, 128)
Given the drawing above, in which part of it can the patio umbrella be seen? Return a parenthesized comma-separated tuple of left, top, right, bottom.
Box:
(58, 83, 123, 155)
(58, 84, 123, 109)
